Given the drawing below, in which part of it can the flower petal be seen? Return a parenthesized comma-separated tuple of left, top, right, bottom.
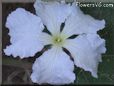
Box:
(34, 0, 71, 35)
(31, 47, 75, 85)
(63, 34, 106, 78)
(62, 3, 105, 37)
(38, 32, 53, 45)
(4, 8, 44, 58)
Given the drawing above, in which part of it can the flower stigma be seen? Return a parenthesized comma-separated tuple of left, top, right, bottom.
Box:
(52, 35, 66, 47)
(55, 37, 62, 42)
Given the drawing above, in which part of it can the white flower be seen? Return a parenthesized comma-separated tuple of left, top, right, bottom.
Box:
(4, 0, 106, 85)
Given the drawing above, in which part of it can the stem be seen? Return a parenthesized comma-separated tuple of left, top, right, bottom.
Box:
(3, 57, 32, 70)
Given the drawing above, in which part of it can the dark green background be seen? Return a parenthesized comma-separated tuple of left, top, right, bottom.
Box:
(2, 2, 114, 85)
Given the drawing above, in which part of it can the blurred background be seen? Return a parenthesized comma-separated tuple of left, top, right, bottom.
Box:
(2, 1, 114, 85)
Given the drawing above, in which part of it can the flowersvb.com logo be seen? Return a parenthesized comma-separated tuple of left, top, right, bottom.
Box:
(75, 2, 113, 7)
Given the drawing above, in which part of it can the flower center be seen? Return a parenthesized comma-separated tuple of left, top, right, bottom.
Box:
(54, 37, 62, 43)
(52, 35, 65, 47)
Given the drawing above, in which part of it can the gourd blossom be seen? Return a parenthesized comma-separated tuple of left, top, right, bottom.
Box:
(4, 0, 106, 85)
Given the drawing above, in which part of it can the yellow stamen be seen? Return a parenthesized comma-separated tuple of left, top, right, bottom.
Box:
(56, 38, 61, 42)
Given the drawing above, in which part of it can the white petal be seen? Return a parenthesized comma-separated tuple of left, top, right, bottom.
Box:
(62, 3, 105, 37)
(63, 34, 106, 78)
(38, 32, 52, 45)
(31, 47, 75, 85)
(34, 0, 71, 35)
(4, 8, 44, 58)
